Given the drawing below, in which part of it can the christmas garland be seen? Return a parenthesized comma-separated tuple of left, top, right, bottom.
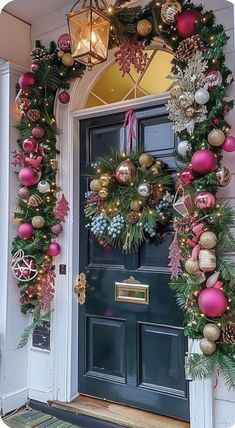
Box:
(84, 151, 173, 252)
(12, 0, 235, 387)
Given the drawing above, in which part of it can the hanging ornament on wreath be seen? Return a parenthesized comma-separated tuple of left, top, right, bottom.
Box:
(137, 19, 152, 37)
(161, 0, 182, 25)
(11, 250, 38, 282)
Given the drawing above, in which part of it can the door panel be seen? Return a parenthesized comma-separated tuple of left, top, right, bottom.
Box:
(78, 106, 189, 421)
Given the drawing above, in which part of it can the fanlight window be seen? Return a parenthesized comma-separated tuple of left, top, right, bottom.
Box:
(85, 49, 174, 108)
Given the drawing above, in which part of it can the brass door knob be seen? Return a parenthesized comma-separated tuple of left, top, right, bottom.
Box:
(74, 272, 87, 305)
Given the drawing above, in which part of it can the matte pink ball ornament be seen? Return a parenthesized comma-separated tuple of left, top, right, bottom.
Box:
(32, 126, 45, 139)
(198, 288, 228, 317)
(180, 168, 196, 185)
(22, 137, 38, 153)
(30, 62, 40, 73)
(18, 223, 34, 240)
(51, 223, 63, 235)
(176, 10, 201, 38)
(58, 91, 70, 104)
(57, 33, 71, 52)
(48, 242, 61, 257)
(19, 167, 40, 186)
(19, 72, 36, 93)
(222, 136, 235, 152)
(191, 150, 217, 175)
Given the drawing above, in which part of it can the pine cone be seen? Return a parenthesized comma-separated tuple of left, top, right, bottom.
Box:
(175, 36, 204, 61)
(31, 47, 53, 62)
(221, 322, 235, 344)
(128, 211, 140, 224)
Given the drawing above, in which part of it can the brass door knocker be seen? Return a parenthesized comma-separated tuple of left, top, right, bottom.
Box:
(74, 272, 87, 305)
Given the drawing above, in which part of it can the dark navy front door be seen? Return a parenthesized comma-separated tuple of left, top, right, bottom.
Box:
(78, 105, 189, 421)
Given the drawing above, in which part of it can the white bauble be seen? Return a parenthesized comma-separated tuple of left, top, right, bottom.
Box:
(177, 140, 191, 157)
(37, 180, 50, 193)
(195, 88, 210, 105)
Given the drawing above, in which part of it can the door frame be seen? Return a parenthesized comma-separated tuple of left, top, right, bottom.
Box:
(52, 83, 214, 427)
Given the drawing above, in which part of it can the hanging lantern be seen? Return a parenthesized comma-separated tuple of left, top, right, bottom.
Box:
(173, 187, 192, 217)
(67, 0, 110, 70)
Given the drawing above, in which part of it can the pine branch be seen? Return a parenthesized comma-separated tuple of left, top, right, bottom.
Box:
(17, 311, 42, 349)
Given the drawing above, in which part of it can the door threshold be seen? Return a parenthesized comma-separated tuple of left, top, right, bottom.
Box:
(49, 396, 189, 428)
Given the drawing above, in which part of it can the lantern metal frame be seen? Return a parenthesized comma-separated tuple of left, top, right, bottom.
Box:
(67, 0, 110, 70)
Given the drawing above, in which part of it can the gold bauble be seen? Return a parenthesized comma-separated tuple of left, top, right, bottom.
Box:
(216, 166, 231, 187)
(199, 249, 216, 273)
(179, 92, 194, 110)
(200, 338, 216, 355)
(100, 174, 111, 188)
(170, 86, 181, 99)
(90, 179, 101, 192)
(203, 324, 221, 342)
(150, 163, 162, 175)
(130, 200, 142, 211)
(61, 53, 74, 67)
(137, 19, 152, 36)
(161, 0, 182, 25)
(185, 257, 200, 274)
(28, 194, 43, 207)
(115, 160, 135, 184)
(32, 215, 45, 228)
(50, 159, 58, 171)
(208, 129, 225, 147)
(185, 106, 195, 118)
(57, 50, 65, 59)
(139, 153, 154, 168)
(99, 188, 109, 199)
(199, 231, 217, 250)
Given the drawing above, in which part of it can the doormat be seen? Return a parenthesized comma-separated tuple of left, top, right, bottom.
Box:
(2, 409, 81, 428)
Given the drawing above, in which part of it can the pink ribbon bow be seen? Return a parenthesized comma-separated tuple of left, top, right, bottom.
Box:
(122, 108, 136, 153)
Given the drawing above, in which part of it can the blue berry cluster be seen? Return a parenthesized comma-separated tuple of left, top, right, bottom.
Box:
(144, 223, 156, 237)
(91, 215, 108, 236)
(107, 215, 125, 239)
(85, 191, 95, 199)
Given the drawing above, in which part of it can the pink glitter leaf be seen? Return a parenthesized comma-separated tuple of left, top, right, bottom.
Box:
(168, 233, 182, 279)
(54, 194, 70, 222)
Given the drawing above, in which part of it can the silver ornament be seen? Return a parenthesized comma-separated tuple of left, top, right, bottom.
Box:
(37, 180, 50, 193)
(137, 182, 151, 198)
(195, 88, 210, 105)
(177, 140, 191, 157)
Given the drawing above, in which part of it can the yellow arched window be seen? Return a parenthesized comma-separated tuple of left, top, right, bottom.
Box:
(85, 49, 174, 108)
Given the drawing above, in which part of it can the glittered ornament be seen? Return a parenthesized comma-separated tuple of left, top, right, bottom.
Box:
(139, 153, 154, 168)
(222, 136, 235, 153)
(32, 126, 44, 139)
(32, 215, 45, 228)
(180, 168, 196, 185)
(185, 257, 200, 274)
(170, 86, 181, 98)
(27, 109, 41, 122)
(57, 33, 71, 52)
(199, 338, 216, 355)
(115, 160, 135, 184)
(198, 288, 228, 317)
(200, 231, 217, 249)
(58, 91, 70, 104)
(90, 179, 102, 192)
(18, 187, 30, 201)
(208, 129, 225, 147)
(61, 53, 74, 67)
(130, 200, 142, 211)
(176, 10, 201, 38)
(99, 188, 109, 199)
(216, 166, 231, 187)
(22, 137, 38, 153)
(179, 92, 194, 109)
(199, 249, 216, 272)
(185, 106, 195, 118)
(11, 250, 38, 282)
(48, 242, 61, 257)
(19, 167, 40, 186)
(194, 192, 216, 210)
(137, 182, 151, 198)
(137, 19, 152, 36)
(100, 174, 111, 187)
(51, 223, 63, 235)
(177, 141, 191, 157)
(28, 194, 43, 207)
(203, 323, 221, 342)
(18, 222, 33, 240)
(37, 180, 50, 193)
(203, 70, 223, 90)
(150, 163, 162, 175)
(19, 72, 36, 93)
(191, 150, 217, 175)
(194, 88, 210, 105)
(161, 0, 182, 25)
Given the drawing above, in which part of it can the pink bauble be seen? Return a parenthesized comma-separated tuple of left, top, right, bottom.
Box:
(194, 192, 216, 210)
(32, 126, 45, 139)
(19, 167, 40, 186)
(58, 91, 70, 104)
(18, 187, 30, 200)
(18, 223, 33, 240)
(222, 136, 235, 152)
(22, 137, 38, 153)
(191, 150, 217, 175)
(30, 62, 40, 73)
(176, 10, 201, 38)
(19, 72, 36, 93)
(51, 223, 63, 235)
(198, 288, 228, 317)
(180, 168, 196, 185)
(57, 33, 71, 52)
(48, 242, 61, 257)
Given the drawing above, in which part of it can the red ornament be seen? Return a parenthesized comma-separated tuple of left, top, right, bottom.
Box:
(48, 242, 61, 257)
(222, 136, 235, 152)
(18, 223, 33, 240)
(19, 72, 36, 93)
(30, 62, 40, 73)
(194, 192, 216, 210)
(32, 126, 45, 139)
(198, 288, 228, 317)
(212, 119, 219, 126)
(176, 10, 201, 38)
(22, 137, 38, 153)
(58, 91, 70, 104)
(19, 167, 40, 186)
(191, 150, 217, 175)
(57, 33, 71, 52)
(180, 168, 196, 185)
